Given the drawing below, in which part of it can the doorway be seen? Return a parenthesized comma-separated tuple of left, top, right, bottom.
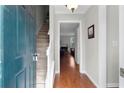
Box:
(60, 23, 80, 72)
(57, 20, 85, 74)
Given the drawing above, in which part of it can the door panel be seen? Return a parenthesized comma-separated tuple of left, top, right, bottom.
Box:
(16, 69, 26, 88)
(30, 16, 36, 88)
(3, 6, 17, 87)
(0, 5, 36, 88)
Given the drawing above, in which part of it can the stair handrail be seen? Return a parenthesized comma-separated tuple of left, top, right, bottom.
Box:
(45, 29, 52, 87)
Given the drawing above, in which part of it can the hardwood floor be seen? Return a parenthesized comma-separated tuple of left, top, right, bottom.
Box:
(54, 52, 96, 88)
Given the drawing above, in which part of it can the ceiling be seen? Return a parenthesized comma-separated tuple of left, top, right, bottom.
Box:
(55, 5, 91, 14)
(60, 23, 79, 36)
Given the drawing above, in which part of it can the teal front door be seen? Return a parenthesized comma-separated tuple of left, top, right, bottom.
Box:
(0, 5, 36, 88)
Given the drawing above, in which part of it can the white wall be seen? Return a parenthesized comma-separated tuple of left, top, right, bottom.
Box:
(106, 6, 119, 87)
(36, 6, 46, 33)
(84, 6, 107, 87)
(60, 36, 69, 47)
(75, 27, 80, 64)
(60, 35, 75, 49)
(50, 5, 55, 64)
(84, 6, 99, 86)
(45, 5, 55, 88)
(25, 5, 46, 33)
(60, 35, 70, 52)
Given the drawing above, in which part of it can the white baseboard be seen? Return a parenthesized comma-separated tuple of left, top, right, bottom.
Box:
(45, 61, 55, 88)
(107, 83, 119, 88)
(80, 70, 86, 74)
(84, 72, 99, 88)
(52, 66, 56, 88)
(55, 69, 60, 74)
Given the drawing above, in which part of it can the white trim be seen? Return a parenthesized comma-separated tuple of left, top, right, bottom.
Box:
(51, 61, 55, 88)
(55, 70, 59, 74)
(107, 83, 119, 88)
(57, 20, 85, 74)
(48, 30, 50, 35)
(52, 69, 56, 88)
(119, 6, 124, 88)
(84, 72, 99, 88)
(98, 6, 107, 88)
(45, 61, 55, 88)
(60, 33, 75, 36)
(55, 12, 89, 15)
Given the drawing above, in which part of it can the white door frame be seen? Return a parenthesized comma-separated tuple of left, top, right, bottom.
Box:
(98, 6, 107, 87)
(119, 6, 124, 88)
(57, 20, 85, 74)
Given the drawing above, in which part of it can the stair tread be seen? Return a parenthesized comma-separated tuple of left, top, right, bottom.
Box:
(36, 23, 49, 88)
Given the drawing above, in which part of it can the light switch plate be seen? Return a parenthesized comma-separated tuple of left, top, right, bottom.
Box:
(120, 68, 124, 78)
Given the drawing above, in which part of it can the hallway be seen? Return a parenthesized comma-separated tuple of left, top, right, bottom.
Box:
(0, 5, 122, 88)
(54, 52, 96, 88)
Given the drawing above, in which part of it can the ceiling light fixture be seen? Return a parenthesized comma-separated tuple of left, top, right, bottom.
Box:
(65, 0, 78, 13)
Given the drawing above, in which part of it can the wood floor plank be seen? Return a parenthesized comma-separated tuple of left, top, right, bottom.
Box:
(54, 52, 96, 88)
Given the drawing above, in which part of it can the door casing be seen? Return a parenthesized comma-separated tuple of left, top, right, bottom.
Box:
(57, 20, 85, 74)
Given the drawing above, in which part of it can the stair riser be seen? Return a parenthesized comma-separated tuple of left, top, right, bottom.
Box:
(37, 66, 47, 69)
(37, 40, 49, 42)
(37, 33, 49, 37)
(37, 37, 49, 39)
(36, 63, 47, 66)
(37, 46, 48, 49)
(37, 49, 48, 52)
(37, 38, 49, 41)
(37, 37, 49, 40)
(37, 46, 48, 48)
(41, 27, 49, 30)
(38, 32, 48, 34)
(37, 38, 49, 40)
(39, 30, 48, 33)
(37, 56, 47, 59)
(37, 41, 49, 44)
(36, 84, 45, 88)
(37, 47, 48, 49)
(37, 44, 48, 46)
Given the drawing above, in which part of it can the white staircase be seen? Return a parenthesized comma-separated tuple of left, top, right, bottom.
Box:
(36, 23, 49, 88)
